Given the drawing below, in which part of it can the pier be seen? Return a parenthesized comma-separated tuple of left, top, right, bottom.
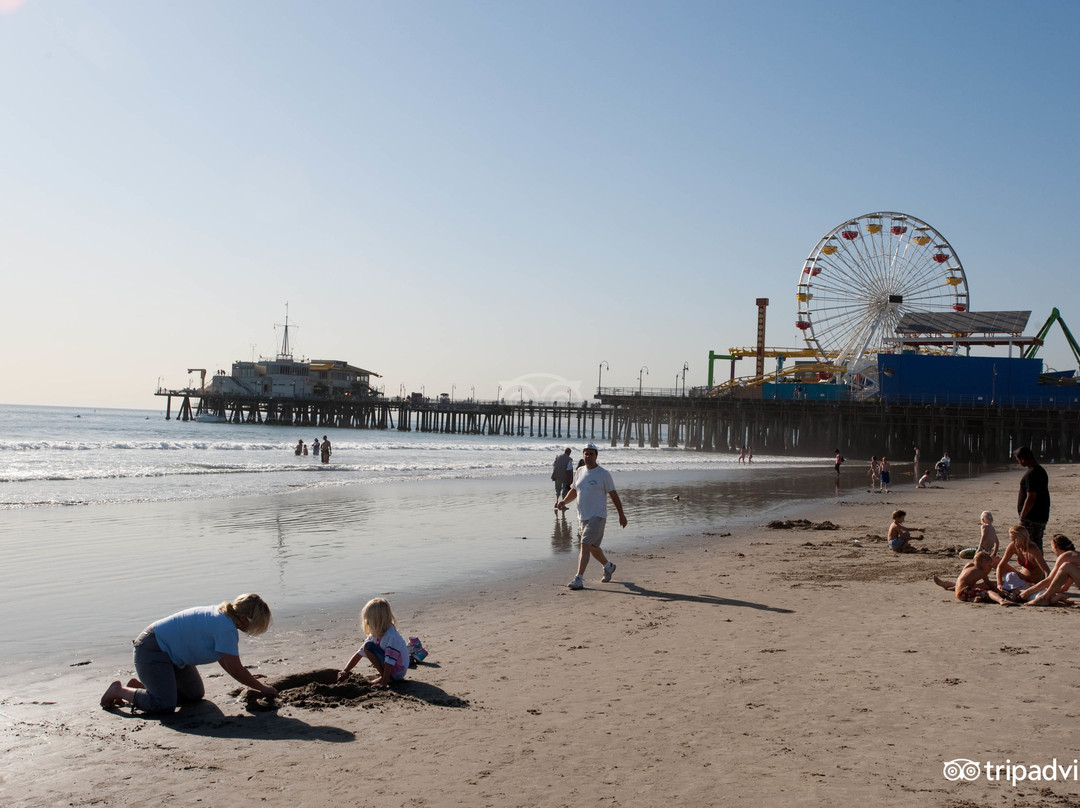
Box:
(156, 387, 1080, 462)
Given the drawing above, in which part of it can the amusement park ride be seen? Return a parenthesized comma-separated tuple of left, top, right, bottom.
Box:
(708, 211, 1078, 399)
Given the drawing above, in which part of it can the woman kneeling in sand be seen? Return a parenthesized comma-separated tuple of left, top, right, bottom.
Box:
(101, 593, 277, 713)
(933, 551, 1016, 605)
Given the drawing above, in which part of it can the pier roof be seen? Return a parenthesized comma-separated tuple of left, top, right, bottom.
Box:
(310, 359, 382, 377)
(896, 310, 1030, 336)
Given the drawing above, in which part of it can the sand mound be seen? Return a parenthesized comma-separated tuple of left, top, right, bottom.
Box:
(242, 668, 391, 712)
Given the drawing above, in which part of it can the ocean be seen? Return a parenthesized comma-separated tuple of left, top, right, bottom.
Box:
(1, 403, 849, 674)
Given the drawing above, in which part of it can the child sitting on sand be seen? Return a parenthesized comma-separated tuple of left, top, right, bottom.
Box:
(916, 469, 932, 488)
(337, 598, 410, 688)
(933, 551, 1016, 605)
(976, 511, 999, 561)
(887, 509, 924, 552)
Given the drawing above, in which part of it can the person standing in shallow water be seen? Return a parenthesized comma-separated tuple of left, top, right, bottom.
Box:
(321, 435, 332, 464)
(556, 443, 627, 590)
(552, 448, 573, 506)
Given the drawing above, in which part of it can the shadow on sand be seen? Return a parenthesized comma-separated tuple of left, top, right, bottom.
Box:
(583, 580, 795, 613)
(151, 701, 356, 742)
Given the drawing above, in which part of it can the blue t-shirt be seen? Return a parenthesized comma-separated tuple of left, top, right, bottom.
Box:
(153, 606, 240, 667)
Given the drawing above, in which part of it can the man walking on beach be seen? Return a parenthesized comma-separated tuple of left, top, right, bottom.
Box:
(556, 443, 627, 590)
(552, 448, 573, 506)
(1015, 445, 1050, 551)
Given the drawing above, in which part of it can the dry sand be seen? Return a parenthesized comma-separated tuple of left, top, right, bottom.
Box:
(4, 465, 1080, 807)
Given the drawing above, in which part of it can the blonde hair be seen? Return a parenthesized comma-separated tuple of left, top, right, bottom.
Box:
(973, 549, 993, 568)
(1009, 525, 1033, 553)
(361, 598, 396, 638)
(981, 511, 993, 524)
(219, 593, 272, 636)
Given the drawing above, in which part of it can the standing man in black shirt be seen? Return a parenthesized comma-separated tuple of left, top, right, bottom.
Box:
(1015, 445, 1050, 552)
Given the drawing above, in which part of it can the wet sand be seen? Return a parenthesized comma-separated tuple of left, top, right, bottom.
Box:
(0, 464, 854, 673)
(4, 464, 1080, 806)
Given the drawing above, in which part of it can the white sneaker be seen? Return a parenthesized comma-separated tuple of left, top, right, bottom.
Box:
(567, 575, 583, 590)
(601, 562, 616, 583)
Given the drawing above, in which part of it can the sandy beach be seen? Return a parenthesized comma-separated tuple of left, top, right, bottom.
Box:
(4, 464, 1080, 807)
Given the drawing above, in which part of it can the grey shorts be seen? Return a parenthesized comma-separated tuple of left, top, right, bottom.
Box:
(1020, 518, 1047, 551)
(579, 516, 607, 546)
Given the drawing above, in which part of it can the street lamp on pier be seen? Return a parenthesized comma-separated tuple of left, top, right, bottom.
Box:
(682, 362, 689, 396)
(638, 365, 649, 396)
(597, 360, 609, 397)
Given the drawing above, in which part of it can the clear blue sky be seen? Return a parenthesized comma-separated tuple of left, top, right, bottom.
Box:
(3, 0, 1078, 408)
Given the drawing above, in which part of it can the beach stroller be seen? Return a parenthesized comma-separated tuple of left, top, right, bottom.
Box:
(935, 460, 949, 481)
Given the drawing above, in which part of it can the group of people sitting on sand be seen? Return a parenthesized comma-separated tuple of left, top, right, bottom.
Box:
(929, 511, 1079, 606)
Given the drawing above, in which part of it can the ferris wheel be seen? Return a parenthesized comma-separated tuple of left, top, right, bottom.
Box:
(796, 211, 969, 371)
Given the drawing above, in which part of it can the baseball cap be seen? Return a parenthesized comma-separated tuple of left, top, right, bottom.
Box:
(584, 443, 599, 452)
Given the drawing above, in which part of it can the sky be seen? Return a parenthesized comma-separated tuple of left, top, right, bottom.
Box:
(3, 0, 1080, 409)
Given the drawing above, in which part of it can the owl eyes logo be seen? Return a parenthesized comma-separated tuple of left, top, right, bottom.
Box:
(943, 759, 981, 781)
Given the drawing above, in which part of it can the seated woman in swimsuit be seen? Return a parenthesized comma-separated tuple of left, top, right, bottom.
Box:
(887, 509, 923, 552)
(1021, 534, 1079, 605)
(996, 524, 1050, 591)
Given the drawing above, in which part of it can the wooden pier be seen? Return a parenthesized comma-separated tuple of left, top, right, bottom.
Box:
(155, 388, 1080, 462)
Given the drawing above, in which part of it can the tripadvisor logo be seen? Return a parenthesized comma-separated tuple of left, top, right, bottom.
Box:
(944, 758, 1080, 787)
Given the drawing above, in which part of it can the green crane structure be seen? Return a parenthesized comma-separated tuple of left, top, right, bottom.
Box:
(1022, 308, 1080, 369)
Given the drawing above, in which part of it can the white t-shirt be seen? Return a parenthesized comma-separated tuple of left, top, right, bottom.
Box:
(360, 625, 410, 680)
(572, 465, 616, 521)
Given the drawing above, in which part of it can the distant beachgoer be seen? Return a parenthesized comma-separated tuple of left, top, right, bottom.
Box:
(879, 456, 891, 493)
(933, 551, 1016, 605)
(302, 443, 309, 456)
(888, 509, 923, 552)
(1021, 534, 1080, 604)
(977, 511, 999, 561)
(834, 449, 844, 475)
(295, 439, 304, 456)
(937, 451, 951, 481)
(100, 594, 276, 713)
(552, 448, 574, 504)
(337, 598, 409, 688)
(869, 456, 880, 491)
(916, 469, 932, 488)
(312, 438, 321, 456)
(1015, 445, 1050, 552)
(747, 446, 753, 463)
(321, 435, 332, 464)
(996, 524, 1049, 590)
(737, 446, 746, 464)
(556, 443, 627, 590)
(914, 447, 921, 466)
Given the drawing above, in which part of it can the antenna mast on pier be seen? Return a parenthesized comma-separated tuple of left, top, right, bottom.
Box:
(275, 304, 297, 361)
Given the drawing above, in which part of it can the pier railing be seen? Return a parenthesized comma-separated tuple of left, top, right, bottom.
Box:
(154, 386, 1080, 461)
